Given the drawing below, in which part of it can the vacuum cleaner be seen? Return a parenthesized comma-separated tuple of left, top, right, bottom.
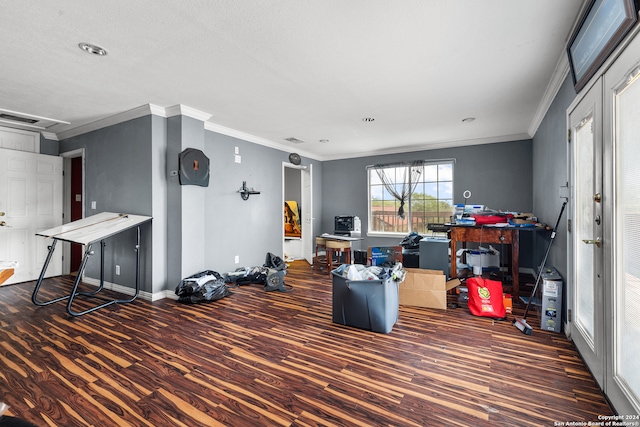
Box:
(513, 200, 567, 335)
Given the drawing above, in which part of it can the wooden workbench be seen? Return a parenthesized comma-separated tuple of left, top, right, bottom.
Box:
(450, 225, 520, 296)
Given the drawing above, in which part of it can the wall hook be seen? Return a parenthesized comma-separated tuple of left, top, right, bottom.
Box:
(238, 181, 260, 200)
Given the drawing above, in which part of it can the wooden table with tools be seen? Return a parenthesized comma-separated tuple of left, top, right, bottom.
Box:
(450, 225, 521, 297)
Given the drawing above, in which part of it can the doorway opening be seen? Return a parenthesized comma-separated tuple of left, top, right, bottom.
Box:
(61, 149, 85, 275)
(282, 162, 313, 264)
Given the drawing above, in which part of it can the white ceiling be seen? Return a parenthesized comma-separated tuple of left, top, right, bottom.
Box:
(1, 1, 585, 160)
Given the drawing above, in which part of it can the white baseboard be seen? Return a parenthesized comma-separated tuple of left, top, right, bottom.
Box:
(83, 277, 175, 302)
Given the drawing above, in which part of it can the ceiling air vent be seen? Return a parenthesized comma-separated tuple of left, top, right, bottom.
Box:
(0, 108, 70, 130)
(284, 137, 305, 144)
(0, 113, 38, 124)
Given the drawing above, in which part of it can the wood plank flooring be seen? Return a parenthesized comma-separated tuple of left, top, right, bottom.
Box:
(0, 261, 613, 426)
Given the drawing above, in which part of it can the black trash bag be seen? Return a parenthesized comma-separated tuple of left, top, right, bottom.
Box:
(223, 268, 248, 284)
(178, 281, 232, 304)
(176, 270, 221, 296)
(264, 252, 286, 271)
(399, 232, 422, 249)
(224, 266, 269, 286)
(175, 270, 232, 304)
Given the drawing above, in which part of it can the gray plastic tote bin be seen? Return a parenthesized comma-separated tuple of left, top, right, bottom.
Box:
(331, 269, 399, 333)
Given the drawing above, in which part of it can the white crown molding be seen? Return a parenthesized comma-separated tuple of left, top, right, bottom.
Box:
(204, 121, 322, 161)
(149, 104, 168, 117)
(56, 104, 161, 140)
(528, 52, 571, 137)
(165, 104, 212, 121)
(41, 131, 58, 141)
(320, 133, 532, 161)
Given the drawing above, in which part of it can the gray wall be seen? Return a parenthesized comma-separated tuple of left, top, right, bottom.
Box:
(39, 135, 59, 155)
(321, 140, 533, 250)
(150, 115, 168, 294)
(165, 115, 208, 286)
(202, 131, 322, 273)
(55, 114, 324, 293)
(59, 116, 155, 292)
(285, 167, 302, 201)
(53, 97, 577, 294)
(532, 76, 577, 281)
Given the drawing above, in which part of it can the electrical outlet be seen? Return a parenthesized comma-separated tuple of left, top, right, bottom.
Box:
(91, 201, 96, 209)
(115, 265, 120, 275)
(235, 155, 241, 164)
(235, 255, 240, 264)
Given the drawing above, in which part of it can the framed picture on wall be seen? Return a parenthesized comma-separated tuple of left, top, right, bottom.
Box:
(567, 0, 639, 92)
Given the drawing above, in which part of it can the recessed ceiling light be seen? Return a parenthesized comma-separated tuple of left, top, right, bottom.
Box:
(362, 117, 375, 122)
(462, 117, 475, 123)
(78, 42, 108, 56)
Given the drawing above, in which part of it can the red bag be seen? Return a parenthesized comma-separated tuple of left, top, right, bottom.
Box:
(466, 277, 506, 318)
(471, 214, 513, 225)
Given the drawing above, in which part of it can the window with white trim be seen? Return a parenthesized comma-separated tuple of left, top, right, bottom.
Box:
(367, 160, 454, 235)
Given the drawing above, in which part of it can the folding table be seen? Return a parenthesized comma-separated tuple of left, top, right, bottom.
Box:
(32, 212, 152, 316)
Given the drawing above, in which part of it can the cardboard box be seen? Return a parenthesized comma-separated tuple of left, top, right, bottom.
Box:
(399, 268, 460, 310)
(511, 218, 536, 225)
(368, 246, 403, 266)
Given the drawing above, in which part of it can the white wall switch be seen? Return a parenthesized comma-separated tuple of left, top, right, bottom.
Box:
(235, 155, 241, 164)
(235, 255, 240, 264)
(91, 201, 96, 209)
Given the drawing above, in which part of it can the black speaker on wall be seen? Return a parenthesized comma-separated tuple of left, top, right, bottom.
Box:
(178, 148, 210, 187)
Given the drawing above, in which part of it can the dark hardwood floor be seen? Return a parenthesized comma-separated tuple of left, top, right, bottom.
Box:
(0, 261, 613, 426)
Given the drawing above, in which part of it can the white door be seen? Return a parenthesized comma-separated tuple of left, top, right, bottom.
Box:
(0, 148, 63, 285)
(567, 78, 605, 387)
(301, 164, 313, 264)
(602, 31, 640, 414)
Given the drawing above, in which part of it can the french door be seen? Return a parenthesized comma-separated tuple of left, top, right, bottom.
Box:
(602, 31, 640, 415)
(568, 78, 605, 388)
(568, 31, 640, 414)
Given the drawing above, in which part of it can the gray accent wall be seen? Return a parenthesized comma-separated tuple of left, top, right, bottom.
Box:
(166, 115, 207, 285)
(59, 116, 155, 292)
(285, 167, 302, 201)
(39, 135, 59, 155)
(203, 131, 322, 273)
(57, 113, 324, 293)
(151, 115, 168, 294)
(532, 76, 576, 283)
(52, 96, 580, 295)
(321, 140, 533, 250)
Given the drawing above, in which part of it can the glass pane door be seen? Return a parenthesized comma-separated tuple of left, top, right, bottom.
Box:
(568, 78, 604, 387)
(574, 116, 596, 344)
(614, 70, 640, 411)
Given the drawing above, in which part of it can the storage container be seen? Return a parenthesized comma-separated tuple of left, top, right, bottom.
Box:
(332, 268, 399, 333)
